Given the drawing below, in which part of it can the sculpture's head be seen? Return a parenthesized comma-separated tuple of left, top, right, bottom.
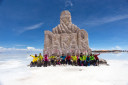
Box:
(60, 10, 72, 26)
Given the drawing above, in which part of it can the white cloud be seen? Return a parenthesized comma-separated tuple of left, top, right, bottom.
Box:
(91, 48, 109, 50)
(91, 46, 122, 50)
(19, 22, 43, 34)
(85, 14, 128, 26)
(65, 0, 73, 7)
(27, 47, 35, 50)
(27, 47, 42, 51)
(15, 45, 26, 47)
(112, 46, 122, 50)
(0, 46, 42, 53)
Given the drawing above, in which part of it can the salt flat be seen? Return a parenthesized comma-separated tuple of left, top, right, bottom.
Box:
(0, 59, 128, 85)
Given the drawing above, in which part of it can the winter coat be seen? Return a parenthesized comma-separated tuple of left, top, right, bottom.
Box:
(49, 56, 56, 60)
(94, 54, 99, 60)
(90, 56, 95, 60)
(80, 55, 84, 61)
(38, 55, 43, 61)
(31, 55, 38, 62)
(44, 55, 48, 61)
(60, 56, 66, 60)
(83, 55, 87, 61)
(86, 57, 90, 62)
(71, 56, 77, 61)
(66, 56, 71, 60)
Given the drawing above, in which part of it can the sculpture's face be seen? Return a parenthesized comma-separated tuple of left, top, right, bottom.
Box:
(61, 15, 71, 25)
(60, 11, 72, 26)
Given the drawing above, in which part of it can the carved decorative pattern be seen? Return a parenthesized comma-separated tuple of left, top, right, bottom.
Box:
(43, 10, 91, 56)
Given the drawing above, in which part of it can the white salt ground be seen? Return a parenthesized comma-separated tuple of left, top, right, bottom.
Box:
(0, 60, 128, 85)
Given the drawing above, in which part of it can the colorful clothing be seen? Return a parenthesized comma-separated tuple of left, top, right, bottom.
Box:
(90, 56, 95, 60)
(71, 56, 77, 61)
(49, 56, 56, 60)
(31, 55, 38, 62)
(83, 55, 87, 61)
(80, 56, 84, 61)
(38, 55, 43, 61)
(66, 56, 71, 60)
(44, 55, 48, 61)
(86, 57, 90, 62)
(94, 54, 100, 60)
(60, 56, 66, 60)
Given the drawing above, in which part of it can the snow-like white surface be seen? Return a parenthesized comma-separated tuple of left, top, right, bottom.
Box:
(0, 59, 128, 85)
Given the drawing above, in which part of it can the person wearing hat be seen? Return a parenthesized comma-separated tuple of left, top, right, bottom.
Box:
(30, 54, 38, 67)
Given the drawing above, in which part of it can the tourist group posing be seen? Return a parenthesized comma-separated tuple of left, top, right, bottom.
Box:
(30, 53, 100, 67)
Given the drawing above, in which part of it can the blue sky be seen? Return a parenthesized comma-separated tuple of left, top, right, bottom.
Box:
(0, 0, 128, 51)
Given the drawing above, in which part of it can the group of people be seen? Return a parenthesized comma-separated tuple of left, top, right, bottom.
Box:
(30, 53, 100, 67)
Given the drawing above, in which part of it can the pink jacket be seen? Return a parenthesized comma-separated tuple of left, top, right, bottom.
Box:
(44, 55, 48, 61)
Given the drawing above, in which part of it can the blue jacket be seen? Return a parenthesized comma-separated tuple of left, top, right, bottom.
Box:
(60, 56, 66, 60)
(86, 57, 90, 62)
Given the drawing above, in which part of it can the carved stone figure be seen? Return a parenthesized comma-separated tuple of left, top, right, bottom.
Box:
(43, 10, 91, 56)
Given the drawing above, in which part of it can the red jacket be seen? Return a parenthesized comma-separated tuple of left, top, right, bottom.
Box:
(66, 56, 71, 60)
(94, 54, 100, 60)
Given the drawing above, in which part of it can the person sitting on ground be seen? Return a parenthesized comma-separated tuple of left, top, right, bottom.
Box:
(80, 53, 84, 66)
(56, 55, 61, 65)
(94, 53, 100, 66)
(90, 54, 95, 65)
(60, 54, 66, 65)
(83, 53, 87, 66)
(49, 54, 57, 66)
(71, 53, 77, 66)
(66, 53, 72, 65)
(86, 55, 90, 66)
(49, 54, 55, 65)
(37, 53, 43, 67)
(30, 54, 38, 67)
(76, 53, 80, 66)
(43, 54, 48, 67)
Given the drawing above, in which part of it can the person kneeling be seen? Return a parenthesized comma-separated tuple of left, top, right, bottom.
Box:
(30, 54, 38, 67)
(90, 54, 95, 66)
(86, 55, 90, 66)
(37, 53, 43, 67)
(60, 54, 66, 65)
(56, 55, 61, 65)
(94, 53, 100, 66)
(43, 54, 49, 67)
(66, 54, 72, 65)
(80, 53, 84, 66)
(49, 54, 57, 66)
(71, 53, 77, 66)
